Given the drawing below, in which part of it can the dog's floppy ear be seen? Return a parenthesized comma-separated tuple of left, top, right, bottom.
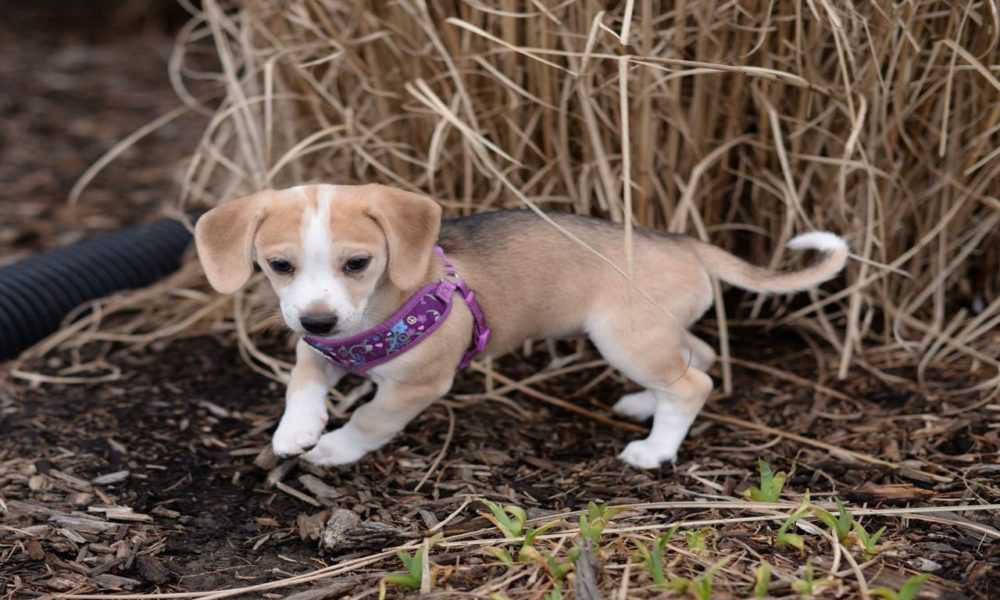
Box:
(195, 192, 269, 294)
(365, 185, 442, 290)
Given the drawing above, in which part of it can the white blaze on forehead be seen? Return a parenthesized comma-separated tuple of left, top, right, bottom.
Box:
(303, 186, 334, 268)
(289, 186, 353, 315)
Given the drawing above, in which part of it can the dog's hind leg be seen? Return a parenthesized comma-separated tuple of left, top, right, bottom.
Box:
(686, 333, 716, 371)
(592, 320, 713, 468)
(617, 368, 712, 468)
(612, 390, 657, 421)
(610, 333, 715, 423)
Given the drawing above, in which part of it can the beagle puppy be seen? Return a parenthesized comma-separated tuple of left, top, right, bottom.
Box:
(194, 184, 847, 469)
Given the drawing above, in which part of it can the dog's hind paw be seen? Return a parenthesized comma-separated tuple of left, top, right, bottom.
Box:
(619, 440, 676, 470)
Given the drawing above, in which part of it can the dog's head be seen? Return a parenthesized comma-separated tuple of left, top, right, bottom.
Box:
(194, 184, 441, 337)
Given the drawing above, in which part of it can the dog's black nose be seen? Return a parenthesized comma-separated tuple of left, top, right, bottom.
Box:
(300, 314, 338, 335)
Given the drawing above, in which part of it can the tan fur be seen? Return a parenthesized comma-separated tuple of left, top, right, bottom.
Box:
(194, 184, 848, 469)
(365, 187, 442, 291)
(194, 191, 268, 293)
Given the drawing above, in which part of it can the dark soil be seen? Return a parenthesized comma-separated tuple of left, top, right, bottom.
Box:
(0, 4, 205, 266)
(3, 333, 999, 598)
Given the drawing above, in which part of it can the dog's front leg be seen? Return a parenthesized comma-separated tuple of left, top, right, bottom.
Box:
(301, 377, 450, 466)
(272, 340, 345, 457)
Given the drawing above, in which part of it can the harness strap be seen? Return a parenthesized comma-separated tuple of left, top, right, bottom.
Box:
(304, 246, 491, 374)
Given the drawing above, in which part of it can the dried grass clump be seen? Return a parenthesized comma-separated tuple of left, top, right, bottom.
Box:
(29, 1, 1000, 388)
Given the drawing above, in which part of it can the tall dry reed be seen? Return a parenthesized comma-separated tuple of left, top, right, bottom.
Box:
(33, 1, 1000, 391)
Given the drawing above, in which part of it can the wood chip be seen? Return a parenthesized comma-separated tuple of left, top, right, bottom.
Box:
(898, 464, 952, 484)
(136, 556, 171, 584)
(297, 510, 330, 542)
(230, 447, 265, 457)
(103, 508, 153, 522)
(27, 539, 45, 560)
(68, 492, 95, 506)
(92, 470, 130, 485)
(418, 509, 439, 530)
(93, 574, 141, 590)
(275, 481, 320, 507)
(850, 483, 936, 502)
(297, 474, 342, 503)
(254, 446, 279, 470)
(49, 515, 119, 534)
(151, 506, 181, 519)
(256, 517, 280, 528)
(28, 474, 50, 491)
(318, 510, 405, 554)
(319, 509, 361, 552)
(57, 527, 87, 544)
(49, 470, 94, 492)
(7, 524, 49, 539)
(266, 460, 297, 488)
(45, 576, 82, 591)
(199, 400, 232, 418)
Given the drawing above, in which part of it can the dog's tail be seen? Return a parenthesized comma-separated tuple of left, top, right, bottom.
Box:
(687, 232, 849, 294)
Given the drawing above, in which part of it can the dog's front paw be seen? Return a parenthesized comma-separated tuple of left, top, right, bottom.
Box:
(272, 410, 328, 457)
(619, 440, 676, 470)
(300, 427, 369, 466)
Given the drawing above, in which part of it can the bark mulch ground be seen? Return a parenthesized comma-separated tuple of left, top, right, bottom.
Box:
(2, 335, 998, 598)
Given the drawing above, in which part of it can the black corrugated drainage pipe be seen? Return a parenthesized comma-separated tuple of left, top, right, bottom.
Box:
(0, 216, 195, 361)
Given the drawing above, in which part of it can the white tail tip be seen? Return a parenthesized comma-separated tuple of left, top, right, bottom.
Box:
(787, 231, 847, 252)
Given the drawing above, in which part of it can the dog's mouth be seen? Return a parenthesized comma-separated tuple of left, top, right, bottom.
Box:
(304, 330, 339, 340)
(298, 324, 347, 340)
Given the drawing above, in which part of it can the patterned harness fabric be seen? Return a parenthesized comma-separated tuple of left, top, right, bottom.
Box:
(303, 246, 491, 374)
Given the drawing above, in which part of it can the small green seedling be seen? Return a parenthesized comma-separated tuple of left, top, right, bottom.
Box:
(791, 563, 816, 598)
(686, 528, 712, 555)
(745, 459, 788, 502)
(544, 582, 563, 600)
(690, 559, 729, 600)
(872, 574, 931, 600)
(812, 499, 853, 544)
(518, 519, 563, 562)
(753, 561, 772, 598)
(853, 520, 887, 558)
(484, 520, 563, 566)
(484, 516, 563, 566)
(481, 499, 527, 539)
(663, 578, 691, 595)
(578, 501, 623, 545)
(776, 511, 805, 552)
(636, 527, 678, 589)
(385, 549, 424, 590)
(541, 551, 574, 581)
(776, 496, 813, 552)
(524, 519, 560, 547)
(484, 546, 515, 567)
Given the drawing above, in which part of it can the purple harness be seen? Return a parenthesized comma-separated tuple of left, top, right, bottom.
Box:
(303, 246, 491, 375)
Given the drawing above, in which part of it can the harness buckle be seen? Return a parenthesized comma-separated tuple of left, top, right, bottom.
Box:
(434, 280, 458, 303)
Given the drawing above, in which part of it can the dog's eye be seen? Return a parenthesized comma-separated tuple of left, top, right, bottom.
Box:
(268, 259, 295, 275)
(343, 256, 371, 274)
